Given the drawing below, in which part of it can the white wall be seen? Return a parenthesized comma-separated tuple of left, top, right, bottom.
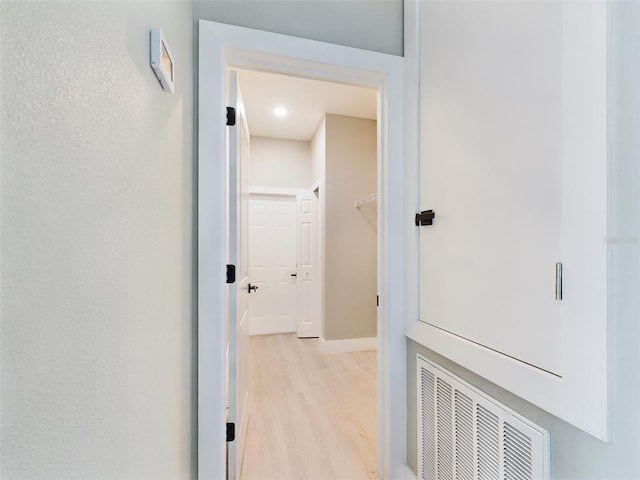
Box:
(1, 2, 195, 479)
(407, 2, 640, 478)
(324, 115, 377, 341)
(249, 136, 310, 189)
(311, 120, 325, 187)
(193, 0, 403, 56)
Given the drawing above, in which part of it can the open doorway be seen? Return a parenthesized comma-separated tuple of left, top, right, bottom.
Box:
(237, 69, 379, 479)
(197, 20, 407, 480)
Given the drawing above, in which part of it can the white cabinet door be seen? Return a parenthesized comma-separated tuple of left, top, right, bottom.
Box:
(419, 2, 563, 374)
(415, 1, 609, 439)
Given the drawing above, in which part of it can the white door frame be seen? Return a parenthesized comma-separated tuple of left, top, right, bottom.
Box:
(295, 188, 321, 338)
(198, 20, 407, 480)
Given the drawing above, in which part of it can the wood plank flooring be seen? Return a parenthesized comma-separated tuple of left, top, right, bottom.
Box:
(240, 334, 378, 480)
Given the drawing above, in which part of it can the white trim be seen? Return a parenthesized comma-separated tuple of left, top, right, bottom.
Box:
(249, 320, 295, 336)
(198, 20, 406, 480)
(237, 390, 250, 478)
(312, 177, 325, 348)
(197, 21, 227, 480)
(319, 336, 378, 354)
(403, 0, 421, 329)
(397, 464, 418, 480)
(296, 190, 322, 338)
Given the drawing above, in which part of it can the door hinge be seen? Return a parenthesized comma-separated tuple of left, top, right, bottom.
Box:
(226, 422, 235, 442)
(377, 295, 379, 307)
(415, 210, 435, 226)
(226, 264, 236, 284)
(226, 106, 236, 126)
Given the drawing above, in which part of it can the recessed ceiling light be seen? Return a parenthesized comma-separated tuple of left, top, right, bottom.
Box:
(273, 106, 288, 118)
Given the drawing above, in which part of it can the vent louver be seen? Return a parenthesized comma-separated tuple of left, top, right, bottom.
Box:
(504, 420, 535, 480)
(421, 369, 436, 479)
(436, 378, 454, 480)
(417, 355, 550, 480)
(454, 391, 474, 480)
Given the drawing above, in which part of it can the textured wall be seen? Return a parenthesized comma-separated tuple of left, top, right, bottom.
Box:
(1, 2, 195, 479)
(193, 0, 403, 56)
(324, 114, 377, 341)
(249, 136, 311, 189)
(407, 3, 640, 478)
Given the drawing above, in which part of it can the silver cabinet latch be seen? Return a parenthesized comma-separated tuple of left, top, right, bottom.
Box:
(555, 263, 563, 300)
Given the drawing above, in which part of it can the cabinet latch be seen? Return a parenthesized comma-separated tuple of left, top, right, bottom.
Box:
(415, 210, 436, 226)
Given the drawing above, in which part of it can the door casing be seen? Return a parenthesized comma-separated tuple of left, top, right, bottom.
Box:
(296, 188, 320, 338)
(198, 20, 407, 480)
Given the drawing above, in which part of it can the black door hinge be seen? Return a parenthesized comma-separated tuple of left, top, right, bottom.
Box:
(377, 295, 379, 307)
(226, 264, 236, 284)
(226, 422, 235, 442)
(226, 107, 236, 126)
(415, 210, 435, 226)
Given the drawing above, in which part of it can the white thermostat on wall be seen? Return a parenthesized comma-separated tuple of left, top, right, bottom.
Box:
(150, 28, 175, 93)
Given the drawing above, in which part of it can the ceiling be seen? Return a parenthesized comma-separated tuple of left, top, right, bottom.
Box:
(237, 69, 377, 141)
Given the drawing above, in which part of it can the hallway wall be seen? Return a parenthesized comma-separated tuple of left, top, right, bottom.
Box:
(193, 0, 403, 56)
(311, 119, 326, 187)
(1, 2, 194, 479)
(324, 114, 377, 341)
(249, 136, 311, 189)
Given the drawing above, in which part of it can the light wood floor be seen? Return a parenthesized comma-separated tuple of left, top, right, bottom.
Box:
(240, 334, 378, 480)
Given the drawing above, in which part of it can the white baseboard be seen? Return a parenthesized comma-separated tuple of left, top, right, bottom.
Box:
(319, 336, 377, 354)
(250, 328, 296, 336)
(396, 464, 417, 480)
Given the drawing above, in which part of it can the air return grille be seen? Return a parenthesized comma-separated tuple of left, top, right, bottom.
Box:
(417, 355, 550, 480)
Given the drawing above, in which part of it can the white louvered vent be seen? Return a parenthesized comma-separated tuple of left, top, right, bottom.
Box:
(417, 355, 550, 480)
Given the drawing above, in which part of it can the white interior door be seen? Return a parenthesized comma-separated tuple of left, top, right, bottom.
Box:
(296, 190, 320, 338)
(249, 195, 297, 335)
(227, 70, 250, 480)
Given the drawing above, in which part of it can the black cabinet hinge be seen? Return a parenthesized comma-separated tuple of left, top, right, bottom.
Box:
(226, 264, 236, 284)
(415, 210, 435, 226)
(226, 107, 236, 126)
(226, 422, 235, 442)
